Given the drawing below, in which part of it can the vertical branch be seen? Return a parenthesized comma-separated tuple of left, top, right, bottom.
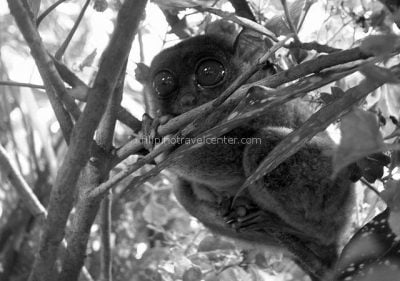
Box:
(57, 62, 126, 281)
(17, 0, 148, 280)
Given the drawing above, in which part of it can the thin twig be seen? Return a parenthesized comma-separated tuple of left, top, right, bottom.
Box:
(0, 144, 46, 217)
(0, 80, 45, 89)
(360, 178, 381, 196)
(37, 0, 68, 26)
(55, 0, 91, 60)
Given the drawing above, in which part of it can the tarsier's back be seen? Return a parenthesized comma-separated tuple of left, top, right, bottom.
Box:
(146, 33, 355, 280)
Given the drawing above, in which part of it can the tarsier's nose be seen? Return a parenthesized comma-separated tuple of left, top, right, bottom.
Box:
(179, 94, 196, 108)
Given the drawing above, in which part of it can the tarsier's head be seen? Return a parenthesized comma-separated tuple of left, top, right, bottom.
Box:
(148, 35, 240, 116)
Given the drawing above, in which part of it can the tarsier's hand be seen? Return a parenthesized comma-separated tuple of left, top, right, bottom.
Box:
(219, 196, 259, 229)
(140, 113, 173, 151)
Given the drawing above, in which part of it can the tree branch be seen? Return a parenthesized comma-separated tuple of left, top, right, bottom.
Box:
(125, 62, 368, 191)
(58, 62, 125, 281)
(94, 55, 370, 199)
(25, 0, 147, 280)
(7, 0, 75, 142)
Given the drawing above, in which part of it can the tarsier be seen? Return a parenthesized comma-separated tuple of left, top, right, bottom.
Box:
(143, 33, 376, 280)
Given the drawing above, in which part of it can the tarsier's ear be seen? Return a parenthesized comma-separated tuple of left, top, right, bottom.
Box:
(135, 62, 160, 116)
(135, 62, 150, 85)
(233, 29, 274, 64)
(205, 20, 240, 48)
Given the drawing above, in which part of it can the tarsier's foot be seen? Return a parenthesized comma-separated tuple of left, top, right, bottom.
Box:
(219, 196, 328, 280)
(218, 196, 259, 230)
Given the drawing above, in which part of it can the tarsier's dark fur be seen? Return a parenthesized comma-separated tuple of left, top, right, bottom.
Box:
(147, 34, 355, 280)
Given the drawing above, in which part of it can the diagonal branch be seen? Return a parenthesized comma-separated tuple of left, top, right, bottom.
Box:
(113, 45, 371, 165)
(91, 58, 369, 199)
(123, 62, 367, 191)
(7, 0, 75, 142)
(0, 145, 46, 218)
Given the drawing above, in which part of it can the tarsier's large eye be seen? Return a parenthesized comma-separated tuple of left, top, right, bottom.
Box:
(195, 58, 225, 87)
(153, 70, 178, 98)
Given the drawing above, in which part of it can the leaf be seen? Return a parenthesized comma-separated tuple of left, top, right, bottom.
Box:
(142, 198, 169, 226)
(360, 34, 400, 56)
(352, 152, 391, 183)
(197, 236, 235, 252)
(332, 108, 385, 178)
(79, 49, 97, 71)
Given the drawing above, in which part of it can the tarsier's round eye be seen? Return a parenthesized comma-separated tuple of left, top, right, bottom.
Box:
(153, 70, 178, 97)
(195, 59, 225, 87)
